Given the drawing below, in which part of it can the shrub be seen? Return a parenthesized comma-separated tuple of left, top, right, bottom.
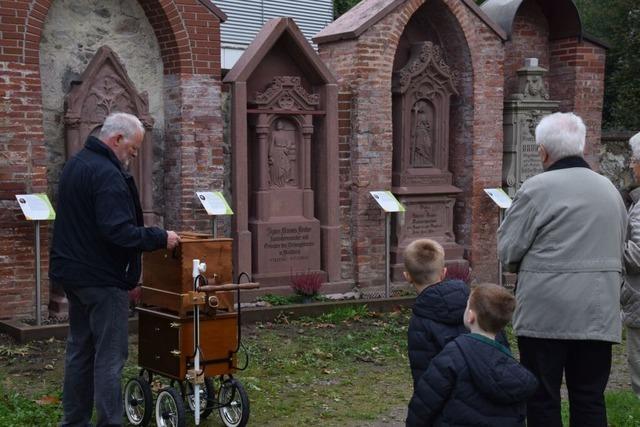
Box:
(445, 262, 471, 284)
(290, 271, 324, 297)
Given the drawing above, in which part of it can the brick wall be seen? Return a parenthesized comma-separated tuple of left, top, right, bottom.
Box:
(548, 39, 606, 168)
(337, 90, 355, 280)
(0, 0, 223, 320)
(318, 0, 505, 285)
(570, 41, 606, 167)
(504, 0, 550, 96)
(163, 74, 224, 231)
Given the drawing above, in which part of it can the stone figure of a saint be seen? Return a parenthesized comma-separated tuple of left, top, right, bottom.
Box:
(410, 101, 433, 166)
(268, 119, 295, 187)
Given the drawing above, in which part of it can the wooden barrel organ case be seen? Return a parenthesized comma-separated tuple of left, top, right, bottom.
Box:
(139, 232, 257, 380)
(124, 233, 257, 427)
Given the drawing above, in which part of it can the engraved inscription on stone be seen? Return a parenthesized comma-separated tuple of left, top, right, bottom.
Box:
(404, 175, 449, 186)
(520, 143, 542, 181)
(263, 225, 314, 265)
(518, 113, 543, 182)
(407, 204, 444, 236)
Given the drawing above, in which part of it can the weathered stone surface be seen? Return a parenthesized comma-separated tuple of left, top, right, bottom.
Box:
(39, 0, 164, 211)
(600, 132, 636, 192)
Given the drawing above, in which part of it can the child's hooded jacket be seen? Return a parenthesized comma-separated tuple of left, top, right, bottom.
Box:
(406, 334, 538, 427)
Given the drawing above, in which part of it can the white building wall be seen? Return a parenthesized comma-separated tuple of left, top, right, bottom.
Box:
(215, 0, 334, 69)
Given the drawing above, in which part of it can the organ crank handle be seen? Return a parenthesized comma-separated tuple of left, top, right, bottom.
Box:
(197, 282, 260, 293)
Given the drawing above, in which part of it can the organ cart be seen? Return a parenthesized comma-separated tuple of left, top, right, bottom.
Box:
(123, 233, 258, 427)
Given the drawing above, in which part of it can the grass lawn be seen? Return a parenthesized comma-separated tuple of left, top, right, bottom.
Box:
(1, 305, 638, 426)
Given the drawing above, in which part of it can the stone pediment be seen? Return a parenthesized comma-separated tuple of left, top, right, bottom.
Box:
(224, 18, 336, 85)
(251, 76, 319, 111)
(64, 45, 153, 139)
(392, 42, 458, 96)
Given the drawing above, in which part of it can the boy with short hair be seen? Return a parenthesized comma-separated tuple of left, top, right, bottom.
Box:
(406, 283, 538, 427)
(404, 239, 470, 387)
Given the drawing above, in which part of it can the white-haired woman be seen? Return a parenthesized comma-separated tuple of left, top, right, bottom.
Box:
(624, 131, 640, 398)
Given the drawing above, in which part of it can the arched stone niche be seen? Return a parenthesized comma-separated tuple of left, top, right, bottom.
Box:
(39, 0, 165, 215)
(224, 18, 341, 295)
(390, 2, 472, 279)
(64, 46, 157, 225)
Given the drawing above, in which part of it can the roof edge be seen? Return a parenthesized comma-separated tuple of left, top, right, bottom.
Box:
(582, 32, 610, 50)
(461, 0, 507, 41)
(313, 0, 405, 45)
(199, 0, 228, 22)
(314, 0, 506, 45)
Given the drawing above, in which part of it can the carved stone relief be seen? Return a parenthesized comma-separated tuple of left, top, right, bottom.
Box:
(64, 46, 156, 223)
(410, 100, 434, 167)
(268, 119, 298, 188)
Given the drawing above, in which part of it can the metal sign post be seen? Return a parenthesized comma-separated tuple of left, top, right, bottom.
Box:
(498, 209, 504, 288)
(370, 191, 405, 298)
(16, 194, 55, 326)
(483, 188, 513, 288)
(34, 220, 41, 325)
(196, 191, 233, 240)
(385, 212, 391, 298)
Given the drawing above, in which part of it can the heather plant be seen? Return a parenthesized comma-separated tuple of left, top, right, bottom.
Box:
(290, 271, 324, 298)
(444, 262, 471, 284)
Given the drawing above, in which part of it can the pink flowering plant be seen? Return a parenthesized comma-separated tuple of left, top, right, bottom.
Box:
(444, 262, 471, 284)
(290, 271, 324, 297)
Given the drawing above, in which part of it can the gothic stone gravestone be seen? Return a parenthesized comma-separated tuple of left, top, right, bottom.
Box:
(248, 76, 322, 279)
(390, 41, 466, 280)
(51, 45, 156, 316)
(503, 58, 559, 196)
(224, 18, 340, 292)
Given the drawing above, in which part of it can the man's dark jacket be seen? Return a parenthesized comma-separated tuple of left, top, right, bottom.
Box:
(406, 334, 538, 427)
(408, 280, 470, 387)
(50, 136, 167, 290)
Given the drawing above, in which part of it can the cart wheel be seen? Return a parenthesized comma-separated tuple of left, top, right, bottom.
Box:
(139, 369, 153, 384)
(155, 387, 185, 427)
(218, 377, 250, 427)
(123, 377, 153, 426)
(185, 376, 215, 419)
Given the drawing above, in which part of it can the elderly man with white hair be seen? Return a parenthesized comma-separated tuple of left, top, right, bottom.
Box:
(498, 112, 627, 427)
(50, 112, 181, 427)
(622, 131, 640, 399)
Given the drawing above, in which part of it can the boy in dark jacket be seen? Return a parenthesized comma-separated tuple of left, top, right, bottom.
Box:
(404, 239, 470, 387)
(406, 283, 538, 427)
